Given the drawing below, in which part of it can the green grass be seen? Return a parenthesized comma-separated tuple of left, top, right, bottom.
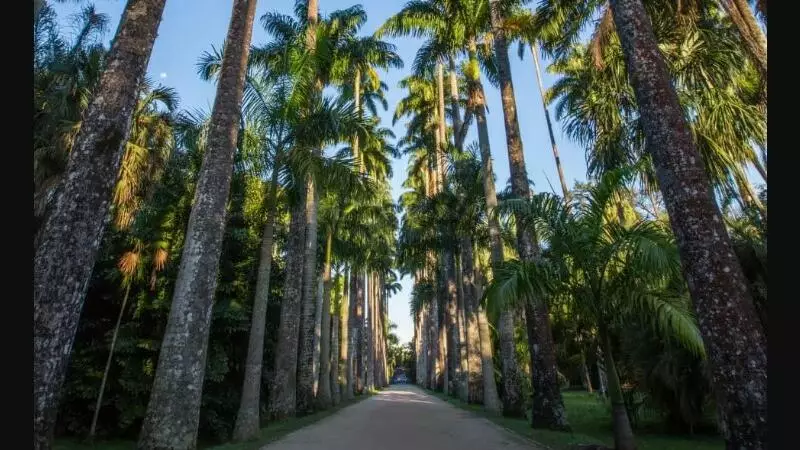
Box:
(425, 389, 723, 450)
(54, 392, 374, 450)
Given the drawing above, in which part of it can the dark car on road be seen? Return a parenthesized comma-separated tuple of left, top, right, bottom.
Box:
(392, 373, 408, 384)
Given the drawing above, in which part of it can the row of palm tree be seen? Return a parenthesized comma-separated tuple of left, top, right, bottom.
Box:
(34, 1, 403, 449)
(390, 0, 766, 449)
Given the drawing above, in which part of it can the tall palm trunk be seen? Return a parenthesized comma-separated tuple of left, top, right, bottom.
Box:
(455, 249, 469, 402)
(342, 267, 354, 400)
(34, 2, 166, 448)
(358, 273, 368, 393)
(366, 273, 376, 391)
(297, 179, 320, 415)
(267, 194, 308, 420)
(233, 151, 282, 441)
(331, 304, 341, 405)
(448, 57, 463, 149)
(467, 45, 525, 417)
(530, 43, 569, 200)
(599, 325, 636, 450)
(350, 273, 365, 394)
(474, 257, 502, 413)
(609, 0, 767, 447)
(436, 61, 447, 191)
(487, 3, 569, 428)
(464, 54, 503, 415)
(317, 232, 334, 408)
(444, 249, 460, 397)
(139, 2, 257, 447)
(296, 0, 321, 417)
(88, 283, 132, 441)
(461, 238, 483, 405)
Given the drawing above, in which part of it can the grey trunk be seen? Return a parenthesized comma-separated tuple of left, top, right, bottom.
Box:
(444, 249, 460, 397)
(317, 232, 334, 409)
(610, 0, 767, 447)
(233, 151, 281, 441)
(486, 4, 569, 427)
(297, 178, 320, 415)
(266, 191, 308, 420)
(342, 267, 354, 400)
(330, 313, 341, 405)
(461, 238, 483, 405)
(34, 2, 167, 448)
(138, 1, 257, 448)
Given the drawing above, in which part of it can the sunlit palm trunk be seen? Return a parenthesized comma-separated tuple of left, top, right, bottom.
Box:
(609, 0, 767, 446)
(88, 284, 132, 441)
(366, 273, 376, 391)
(233, 152, 282, 440)
(436, 61, 447, 191)
(316, 232, 334, 408)
(487, 3, 569, 427)
(464, 54, 502, 414)
(530, 43, 569, 200)
(455, 243, 470, 403)
(296, 0, 321, 417)
(34, 2, 167, 448)
(342, 267, 354, 400)
(297, 179, 320, 415)
(467, 50, 524, 417)
(139, 1, 257, 447)
(460, 237, 483, 404)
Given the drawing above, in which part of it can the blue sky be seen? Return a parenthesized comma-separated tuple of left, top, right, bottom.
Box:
(54, 0, 590, 344)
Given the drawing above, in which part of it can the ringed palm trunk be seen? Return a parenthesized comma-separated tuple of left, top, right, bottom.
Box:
(317, 231, 334, 409)
(609, 0, 767, 446)
(467, 48, 524, 417)
(350, 272, 365, 394)
(455, 248, 469, 402)
(473, 257, 502, 413)
(267, 193, 308, 420)
(599, 325, 636, 450)
(486, 3, 569, 428)
(34, 2, 167, 447)
(139, 1, 257, 447)
(342, 267, 354, 400)
(88, 283, 132, 441)
(530, 42, 570, 200)
(296, 0, 321, 417)
(297, 177, 320, 416)
(444, 249, 460, 397)
(460, 237, 483, 405)
(331, 303, 341, 405)
(366, 273, 376, 391)
(436, 61, 447, 191)
(233, 151, 282, 441)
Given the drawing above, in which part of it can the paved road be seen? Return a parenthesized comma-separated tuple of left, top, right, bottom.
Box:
(261, 384, 540, 450)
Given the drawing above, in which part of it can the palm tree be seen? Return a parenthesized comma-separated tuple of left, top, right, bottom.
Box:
(487, 0, 569, 427)
(491, 168, 707, 450)
(34, 2, 167, 448)
(138, 0, 258, 447)
(608, 2, 767, 446)
(534, 0, 767, 445)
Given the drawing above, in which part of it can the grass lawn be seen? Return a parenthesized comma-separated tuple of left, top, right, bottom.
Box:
(54, 392, 373, 450)
(426, 389, 723, 450)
